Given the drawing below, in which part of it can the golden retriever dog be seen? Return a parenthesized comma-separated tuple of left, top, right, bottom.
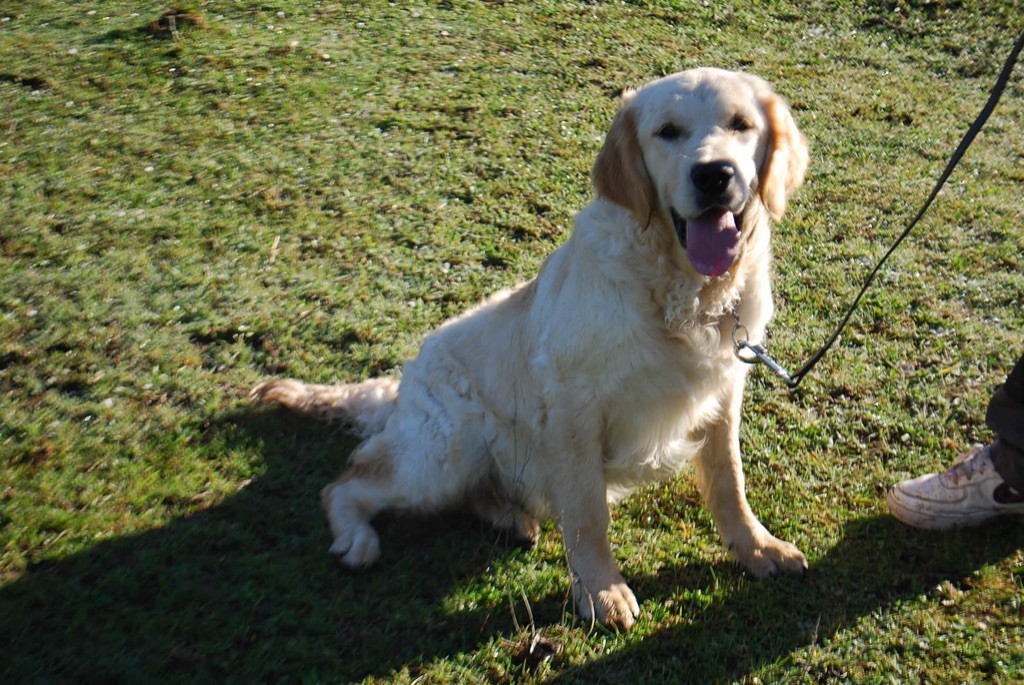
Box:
(252, 68, 809, 630)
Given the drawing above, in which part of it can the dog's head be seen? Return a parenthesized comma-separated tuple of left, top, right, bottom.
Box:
(593, 68, 808, 278)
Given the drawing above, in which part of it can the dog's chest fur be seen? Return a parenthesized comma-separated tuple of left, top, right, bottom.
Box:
(525, 201, 761, 493)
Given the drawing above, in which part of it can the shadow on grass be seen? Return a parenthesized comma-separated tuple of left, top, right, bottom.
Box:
(556, 515, 1024, 684)
(2, 405, 1022, 682)
(0, 407, 541, 683)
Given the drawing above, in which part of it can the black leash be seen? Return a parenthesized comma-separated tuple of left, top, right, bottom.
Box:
(736, 30, 1024, 389)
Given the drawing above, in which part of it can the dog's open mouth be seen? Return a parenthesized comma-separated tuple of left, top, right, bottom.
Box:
(671, 207, 741, 278)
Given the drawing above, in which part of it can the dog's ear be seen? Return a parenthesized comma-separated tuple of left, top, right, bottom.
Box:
(758, 89, 808, 220)
(593, 90, 657, 225)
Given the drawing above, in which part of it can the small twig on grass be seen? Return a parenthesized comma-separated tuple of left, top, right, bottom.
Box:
(268, 235, 281, 264)
(288, 302, 322, 327)
(508, 588, 563, 673)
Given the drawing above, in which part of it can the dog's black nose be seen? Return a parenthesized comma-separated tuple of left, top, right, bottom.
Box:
(690, 161, 735, 196)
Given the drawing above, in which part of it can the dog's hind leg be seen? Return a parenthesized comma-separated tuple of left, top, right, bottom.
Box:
(467, 489, 541, 548)
(320, 421, 477, 568)
(319, 435, 399, 569)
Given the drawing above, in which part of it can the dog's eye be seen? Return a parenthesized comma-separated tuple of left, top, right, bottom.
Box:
(655, 123, 684, 141)
(729, 115, 754, 133)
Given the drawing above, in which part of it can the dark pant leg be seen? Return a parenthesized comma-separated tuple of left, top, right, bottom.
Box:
(986, 353, 1024, 491)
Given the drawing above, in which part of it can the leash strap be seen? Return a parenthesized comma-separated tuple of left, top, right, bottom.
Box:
(739, 30, 1024, 389)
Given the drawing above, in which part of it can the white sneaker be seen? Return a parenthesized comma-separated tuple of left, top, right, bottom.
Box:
(887, 443, 1024, 530)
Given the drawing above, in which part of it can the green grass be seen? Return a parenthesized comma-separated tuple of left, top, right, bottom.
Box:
(2, 0, 1023, 682)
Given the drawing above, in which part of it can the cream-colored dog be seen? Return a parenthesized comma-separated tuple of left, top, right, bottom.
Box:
(253, 68, 809, 630)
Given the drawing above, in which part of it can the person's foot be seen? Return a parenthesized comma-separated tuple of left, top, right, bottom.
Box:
(887, 442, 1024, 530)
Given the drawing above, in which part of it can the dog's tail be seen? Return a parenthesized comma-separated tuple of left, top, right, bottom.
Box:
(250, 377, 399, 437)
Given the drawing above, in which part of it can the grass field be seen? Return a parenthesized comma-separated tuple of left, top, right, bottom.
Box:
(2, 1, 1023, 682)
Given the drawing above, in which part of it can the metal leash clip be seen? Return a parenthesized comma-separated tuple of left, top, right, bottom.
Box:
(732, 310, 799, 387)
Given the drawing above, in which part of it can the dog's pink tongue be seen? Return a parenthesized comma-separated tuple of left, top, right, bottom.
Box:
(686, 208, 739, 277)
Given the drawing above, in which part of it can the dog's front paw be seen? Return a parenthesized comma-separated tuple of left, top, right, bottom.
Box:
(575, 579, 640, 630)
(729, 526, 807, 577)
(328, 522, 381, 570)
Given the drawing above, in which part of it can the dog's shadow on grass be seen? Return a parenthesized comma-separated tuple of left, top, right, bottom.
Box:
(3, 405, 1022, 682)
(1, 407, 545, 682)
(558, 513, 1024, 684)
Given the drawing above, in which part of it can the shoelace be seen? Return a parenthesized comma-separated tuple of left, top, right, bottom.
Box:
(944, 445, 991, 485)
